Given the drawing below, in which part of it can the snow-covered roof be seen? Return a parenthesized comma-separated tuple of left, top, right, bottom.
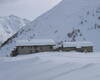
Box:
(16, 39, 56, 46)
(63, 42, 93, 48)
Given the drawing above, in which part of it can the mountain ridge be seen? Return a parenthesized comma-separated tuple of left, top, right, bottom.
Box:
(0, 15, 30, 44)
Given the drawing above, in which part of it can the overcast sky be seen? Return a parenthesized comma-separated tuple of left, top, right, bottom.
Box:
(0, 0, 62, 20)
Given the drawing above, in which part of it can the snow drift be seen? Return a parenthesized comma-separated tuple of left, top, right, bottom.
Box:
(0, 52, 100, 80)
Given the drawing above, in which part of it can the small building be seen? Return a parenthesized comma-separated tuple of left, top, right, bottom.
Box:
(11, 39, 56, 56)
(61, 42, 93, 52)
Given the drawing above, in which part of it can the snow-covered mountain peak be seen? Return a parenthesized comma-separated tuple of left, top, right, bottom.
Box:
(0, 15, 30, 44)
(8, 14, 19, 18)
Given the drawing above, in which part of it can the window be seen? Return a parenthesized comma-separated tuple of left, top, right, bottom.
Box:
(21, 46, 24, 49)
(40, 47, 43, 50)
(34, 46, 37, 49)
(50, 46, 53, 49)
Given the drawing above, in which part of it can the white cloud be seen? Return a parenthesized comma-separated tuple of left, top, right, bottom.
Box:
(0, 0, 19, 4)
(0, 0, 62, 20)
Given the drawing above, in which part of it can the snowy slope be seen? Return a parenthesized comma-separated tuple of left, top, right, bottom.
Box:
(1, 0, 100, 55)
(0, 52, 100, 80)
(0, 15, 30, 44)
(15, 0, 100, 41)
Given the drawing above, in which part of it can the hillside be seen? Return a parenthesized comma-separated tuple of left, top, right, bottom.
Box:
(0, 15, 30, 44)
(1, 0, 100, 56)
